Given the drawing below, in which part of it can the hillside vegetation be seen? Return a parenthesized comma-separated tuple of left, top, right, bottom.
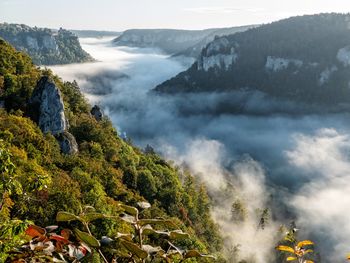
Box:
(0, 38, 223, 262)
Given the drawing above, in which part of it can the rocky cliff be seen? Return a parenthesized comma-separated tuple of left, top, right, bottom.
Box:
(154, 14, 350, 109)
(29, 76, 78, 154)
(0, 23, 94, 65)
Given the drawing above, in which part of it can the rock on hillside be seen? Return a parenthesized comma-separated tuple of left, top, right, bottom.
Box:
(29, 76, 67, 134)
(29, 76, 78, 154)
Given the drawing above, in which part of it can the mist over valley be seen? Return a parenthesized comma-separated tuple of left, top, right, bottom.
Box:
(49, 31, 350, 262)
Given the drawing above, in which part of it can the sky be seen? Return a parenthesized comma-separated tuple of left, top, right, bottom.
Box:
(1, 0, 350, 31)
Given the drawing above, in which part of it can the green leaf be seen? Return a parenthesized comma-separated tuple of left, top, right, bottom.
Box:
(120, 214, 136, 224)
(119, 204, 139, 217)
(115, 232, 133, 241)
(81, 212, 105, 222)
(74, 228, 100, 248)
(169, 230, 189, 240)
(142, 227, 169, 238)
(56, 211, 80, 222)
(120, 240, 148, 259)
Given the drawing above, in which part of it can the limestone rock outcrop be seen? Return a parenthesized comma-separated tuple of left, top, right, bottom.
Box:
(30, 76, 67, 134)
(29, 76, 78, 154)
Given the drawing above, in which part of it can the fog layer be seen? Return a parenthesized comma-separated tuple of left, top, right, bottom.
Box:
(50, 38, 350, 262)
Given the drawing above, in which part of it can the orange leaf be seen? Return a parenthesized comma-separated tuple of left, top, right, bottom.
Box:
(25, 225, 46, 238)
(50, 234, 70, 244)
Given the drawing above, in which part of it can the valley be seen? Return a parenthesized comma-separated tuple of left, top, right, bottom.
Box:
(2, 3, 350, 261)
(49, 29, 350, 262)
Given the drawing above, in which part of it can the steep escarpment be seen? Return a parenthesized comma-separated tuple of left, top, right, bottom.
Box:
(0, 38, 223, 261)
(155, 13, 350, 109)
(0, 23, 94, 65)
(113, 26, 252, 57)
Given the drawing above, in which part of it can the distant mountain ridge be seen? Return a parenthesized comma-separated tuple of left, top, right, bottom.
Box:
(0, 23, 94, 65)
(155, 13, 350, 110)
(70, 29, 120, 38)
(112, 26, 253, 58)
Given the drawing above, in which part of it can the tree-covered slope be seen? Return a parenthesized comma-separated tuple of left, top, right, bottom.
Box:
(112, 26, 253, 57)
(0, 39, 223, 262)
(155, 13, 350, 108)
(0, 23, 94, 65)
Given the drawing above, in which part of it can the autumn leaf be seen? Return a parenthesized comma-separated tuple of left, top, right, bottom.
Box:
(25, 225, 46, 238)
(276, 245, 295, 254)
(296, 240, 314, 248)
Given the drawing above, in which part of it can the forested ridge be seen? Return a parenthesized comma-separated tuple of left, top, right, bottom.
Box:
(155, 13, 350, 107)
(0, 23, 94, 65)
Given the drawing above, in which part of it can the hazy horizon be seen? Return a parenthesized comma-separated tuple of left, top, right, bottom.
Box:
(1, 0, 350, 31)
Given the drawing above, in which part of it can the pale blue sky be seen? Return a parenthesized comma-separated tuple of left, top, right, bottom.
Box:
(1, 0, 349, 30)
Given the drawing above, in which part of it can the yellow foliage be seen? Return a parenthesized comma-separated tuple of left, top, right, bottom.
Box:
(296, 240, 314, 249)
(276, 245, 295, 254)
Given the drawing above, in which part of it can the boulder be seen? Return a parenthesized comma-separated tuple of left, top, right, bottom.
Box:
(56, 131, 79, 155)
(91, 105, 103, 121)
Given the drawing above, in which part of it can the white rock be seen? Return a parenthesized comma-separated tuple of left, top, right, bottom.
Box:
(198, 37, 237, 71)
(265, 56, 303, 72)
(199, 53, 237, 71)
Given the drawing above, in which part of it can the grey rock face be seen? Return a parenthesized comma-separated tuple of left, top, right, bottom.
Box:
(56, 131, 79, 155)
(42, 35, 59, 51)
(91, 105, 103, 121)
(30, 77, 67, 134)
(198, 37, 238, 72)
(29, 76, 78, 155)
(26, 36, 39, 50)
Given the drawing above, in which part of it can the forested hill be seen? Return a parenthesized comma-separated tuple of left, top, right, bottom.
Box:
(113, 26, 253, 58)
(155, 13, 350, 108)
(0, 23, 94, 65)
(0, 38, 223, 262)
